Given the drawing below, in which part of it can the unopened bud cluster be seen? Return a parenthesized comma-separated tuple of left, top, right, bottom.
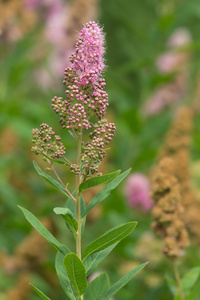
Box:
(82, 119, 116, 176)
(89, 119, 116, 143)
(70, 164, 81, 175)
(32, 123, 66, 159)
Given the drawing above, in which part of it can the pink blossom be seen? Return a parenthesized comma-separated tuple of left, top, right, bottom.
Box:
(70, 21, 105, 84)
(156, 28, 191, 74)
(125, 174, 154, 212)
(144, 28, 191, 115)
(143, 78, 186, 116)
(24, 0, 40, 10)
(167, 28, 191, 48)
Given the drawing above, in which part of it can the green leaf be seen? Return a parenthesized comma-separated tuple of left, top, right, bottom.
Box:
(79, 170, 121, 193)
(30, 284, 51, 300)
(84, 243, 119, 275)
(63, 253, 88, 296)
(82, 222, 137, 261)
(80, 195, 86, 236)
(55, 252, 77, 300)
(101, 262, 148, 300)
(18, 206, 70, 255)
(174, 295, 182, 300)
(65, 194, 86, 236)
(41, 152, 70, 166)
(33, 161, 72, 199)
(187, 281, 200, 300)
(84, 168, 131, 217)
(54, 207, 78, 232)
(166, 275, 177, 296)
(83, 273, 110, 300)
(181, 267, 200, 292)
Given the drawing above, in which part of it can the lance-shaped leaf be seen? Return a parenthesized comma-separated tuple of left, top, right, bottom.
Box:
(30, 284, 51, 300)
(181, 267, 200, 292)
(18, 206, 70, 255)
(84, 243, 119, 275)
(64, 253, 88, 296)
(54, 207, 78, 233)
(187, 281, 200, 300)
(83, 168, 131, 217)
(166, 275, 177, 296)
(82, 222, 137, 261)
(55, 252, 77, 300)
(79, 170, 121, 193)
(83, 273, 110, 300)
(101, 262, 148, 300)
(33, 161, 72, 199)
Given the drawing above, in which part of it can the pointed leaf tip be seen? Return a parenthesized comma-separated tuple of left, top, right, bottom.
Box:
(18, 206, 70, 255)
(101, 262, 148, 300)
(30, 284, 51, 300)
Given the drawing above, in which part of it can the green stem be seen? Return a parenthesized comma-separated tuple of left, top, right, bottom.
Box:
(76, 128, 83, 300)
(172, 259, 185, 300)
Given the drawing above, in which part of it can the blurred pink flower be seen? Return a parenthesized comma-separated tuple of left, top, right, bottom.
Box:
(167, 28, 192, 48)
(156, 28, 191, 74)
(24, 0, 40, 10)
(143, 76, 186, 115)
(125, 174, 154, 212)
(144, 28, 191, 115)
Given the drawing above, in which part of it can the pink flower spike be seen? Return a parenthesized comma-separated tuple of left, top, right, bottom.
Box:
(70, 21, 105, 85)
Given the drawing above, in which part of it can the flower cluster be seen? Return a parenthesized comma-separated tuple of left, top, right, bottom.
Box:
(82, 119, 116, 176)
(32, 123, 66, 159)
(51, 97, 91, 130)
(70, 164, 80, 175)
(52, 21, 108, 131)
(125, 173, 154, 212)
(159, 106, 200, 243)
(151, 157, 189, 257)
(69, 21, 105, 83)
(32, 22, 115, 179)
(89, 119, 116, 143)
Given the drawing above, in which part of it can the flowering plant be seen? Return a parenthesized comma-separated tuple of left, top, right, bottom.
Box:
(19, 21, 147, 300)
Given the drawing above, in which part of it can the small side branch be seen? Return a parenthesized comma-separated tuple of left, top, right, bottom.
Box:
(47, 158, 76, 203)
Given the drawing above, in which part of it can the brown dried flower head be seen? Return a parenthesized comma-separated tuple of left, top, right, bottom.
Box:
(151, 157, 189, 257)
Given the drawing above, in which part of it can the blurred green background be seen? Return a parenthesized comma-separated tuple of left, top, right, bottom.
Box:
(1, 0, 200, 299)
